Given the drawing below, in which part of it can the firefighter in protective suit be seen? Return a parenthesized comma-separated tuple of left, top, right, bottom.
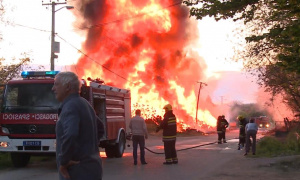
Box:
(217, 115, 229, 144)
(156, 104, 178, 165)
(237, 115, 247, 150)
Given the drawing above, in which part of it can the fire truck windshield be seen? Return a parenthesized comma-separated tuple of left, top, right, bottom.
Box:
(2, 83, 59, 113)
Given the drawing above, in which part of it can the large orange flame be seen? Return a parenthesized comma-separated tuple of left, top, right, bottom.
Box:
(71, 0, 217, 131)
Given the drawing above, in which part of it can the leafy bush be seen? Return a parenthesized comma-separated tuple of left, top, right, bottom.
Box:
(285, 129, 300, 152)
(257, 136, 287, 157)
(257, 130, 300, 157)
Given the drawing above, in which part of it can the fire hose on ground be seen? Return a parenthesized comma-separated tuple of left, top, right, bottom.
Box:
(126, 134, 238, 155)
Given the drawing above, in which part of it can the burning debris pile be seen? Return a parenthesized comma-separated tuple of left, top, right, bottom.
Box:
(71, 0, 217, 131)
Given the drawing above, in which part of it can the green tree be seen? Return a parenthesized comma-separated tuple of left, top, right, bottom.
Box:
(0, 0, 4, 41)
(0, 1, 36, 95)
(0, 56, 31, 85)
(183, 0, 300, 114)
(260, 65, 300, 114)
(0, 56, 32, 104)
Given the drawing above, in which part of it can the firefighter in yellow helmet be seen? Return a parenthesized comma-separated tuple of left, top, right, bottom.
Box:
(156, 104, 178, 165)
(237, 115, 247, 150)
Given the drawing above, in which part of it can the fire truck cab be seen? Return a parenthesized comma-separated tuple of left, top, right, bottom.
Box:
(0, 71, 131, 167)
(254, 116, 270, 128)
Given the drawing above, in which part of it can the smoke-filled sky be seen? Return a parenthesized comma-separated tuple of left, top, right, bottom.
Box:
(2, 0, 289, 130)
(1, 0, 242, 74)
(67, 0, 249, 128)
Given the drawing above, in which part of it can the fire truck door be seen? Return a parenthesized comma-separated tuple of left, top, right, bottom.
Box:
(94, 97, 106, 139)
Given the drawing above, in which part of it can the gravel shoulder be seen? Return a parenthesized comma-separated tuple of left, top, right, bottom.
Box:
(203, 152, 300, 180)
(197, 129, 300, 180)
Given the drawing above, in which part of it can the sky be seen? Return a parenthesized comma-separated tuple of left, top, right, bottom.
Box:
(0, 0, 83, 69)
(0, 0, 259, 107)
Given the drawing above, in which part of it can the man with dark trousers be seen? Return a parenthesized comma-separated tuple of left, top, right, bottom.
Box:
(156, 104, 178, 165)
(244, 118, 258, 156)
(217, 115, 229, 144)
(52, 71, 103, 180)
(217, 116, 223, 144)
(129, 109, 148, 165)
(237, 115, 247, 150)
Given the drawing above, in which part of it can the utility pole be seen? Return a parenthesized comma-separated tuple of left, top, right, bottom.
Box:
(196, 81, 207, 123)
(220, 96, 224, 115)
(220, 96, 226, 115)
(42, 1, 73, 71)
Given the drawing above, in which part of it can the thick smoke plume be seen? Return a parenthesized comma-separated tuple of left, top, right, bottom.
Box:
(71, 0, 216, 130)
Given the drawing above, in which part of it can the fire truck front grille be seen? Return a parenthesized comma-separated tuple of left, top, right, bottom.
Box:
(3, 124, 55, 135)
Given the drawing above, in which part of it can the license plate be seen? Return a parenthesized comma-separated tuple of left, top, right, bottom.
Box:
(23, 141, 41, 146)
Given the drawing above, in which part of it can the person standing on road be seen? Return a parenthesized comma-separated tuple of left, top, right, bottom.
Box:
(216, 116, 223, 144)
(217, 115, 229, 144)
(129, 109, 148, 165)
(156, 104, 178, 165)
(244, 118, 258, 156)
(221, 115, 229, 143)
(237, 115, 247, 150)
(52, 71, 103, 180)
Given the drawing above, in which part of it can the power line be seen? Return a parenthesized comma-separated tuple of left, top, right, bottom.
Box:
(11, 0, 184, 83)
(55, 33, 202, 88)
(14, 24, 50, 33)
(55, 33, 215, 92)
(55, 34, 134, 83)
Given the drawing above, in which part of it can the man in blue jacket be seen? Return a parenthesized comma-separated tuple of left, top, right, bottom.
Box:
(52, 71, 103, 180)
(244, 118, 258, 156)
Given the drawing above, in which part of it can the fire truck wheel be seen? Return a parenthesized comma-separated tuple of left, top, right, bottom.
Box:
(10, 153, 31, 168)
(114, 132, 125, 158)
(105, 146, 115, 158)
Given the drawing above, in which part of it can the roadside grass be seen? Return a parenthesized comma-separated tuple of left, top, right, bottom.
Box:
(0, 152, 12, 169)
(0, 153, 54, 170)
(256, 129, 300, 157)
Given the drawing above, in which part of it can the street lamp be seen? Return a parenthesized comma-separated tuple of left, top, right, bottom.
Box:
(49, 2, 74, 70)
(56, 6, 74, 11)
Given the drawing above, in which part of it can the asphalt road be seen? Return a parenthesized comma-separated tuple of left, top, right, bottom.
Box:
(0, 129, 260, 180)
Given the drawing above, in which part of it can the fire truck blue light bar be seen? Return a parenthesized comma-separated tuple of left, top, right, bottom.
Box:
(21, 71, 60, 78)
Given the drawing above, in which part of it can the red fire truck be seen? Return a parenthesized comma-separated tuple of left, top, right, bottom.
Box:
(254, 116, 271, 128)
(0, 71, 131, 167)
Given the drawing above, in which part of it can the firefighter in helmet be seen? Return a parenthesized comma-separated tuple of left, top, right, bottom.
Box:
(217, 115, 229, 144)
(156, 104, 178, 165)
(237, 115, 247, 150)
